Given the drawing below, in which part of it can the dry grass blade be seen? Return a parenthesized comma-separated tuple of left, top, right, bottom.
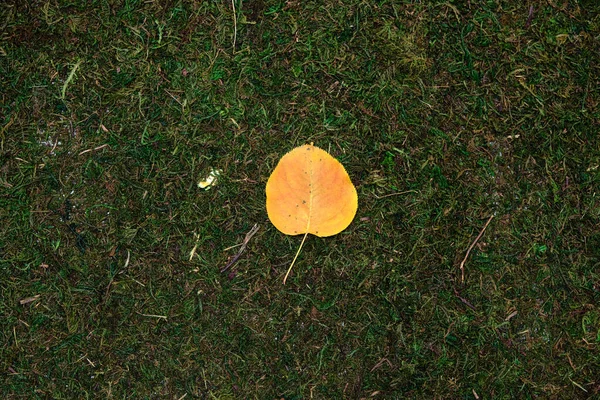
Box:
(459, 215, 494, 284)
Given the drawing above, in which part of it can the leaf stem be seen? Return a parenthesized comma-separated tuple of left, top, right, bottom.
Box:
(283, 232, 308, 284)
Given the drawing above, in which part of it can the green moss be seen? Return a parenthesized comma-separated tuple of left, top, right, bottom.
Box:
(1, 0, 599, 398)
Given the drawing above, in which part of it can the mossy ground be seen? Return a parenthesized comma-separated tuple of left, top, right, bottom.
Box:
(1, 0, 599, 398)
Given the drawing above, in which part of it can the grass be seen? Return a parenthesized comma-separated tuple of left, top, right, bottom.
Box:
(1, 0, 599, 398)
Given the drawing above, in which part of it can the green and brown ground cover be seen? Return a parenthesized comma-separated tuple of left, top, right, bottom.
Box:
(1, 0, 599, 398)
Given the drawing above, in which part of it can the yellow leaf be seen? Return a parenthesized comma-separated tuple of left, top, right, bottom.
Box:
(266, 143, 358, 282)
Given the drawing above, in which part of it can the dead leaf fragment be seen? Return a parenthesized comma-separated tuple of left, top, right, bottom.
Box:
(19, 295, 41, 305)
(198, 168, 222, 190)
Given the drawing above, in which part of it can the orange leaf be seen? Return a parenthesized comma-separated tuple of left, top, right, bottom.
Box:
(266, 143, 358, 282)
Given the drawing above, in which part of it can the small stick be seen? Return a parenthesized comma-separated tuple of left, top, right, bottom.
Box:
(221, 224, 259, 272)
(453, 288, 476, 310)
(459, 215, 494, 283)
(525, 5, 534, 29)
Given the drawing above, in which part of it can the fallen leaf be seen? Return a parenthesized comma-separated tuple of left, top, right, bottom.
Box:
(266, 143, 358, 283)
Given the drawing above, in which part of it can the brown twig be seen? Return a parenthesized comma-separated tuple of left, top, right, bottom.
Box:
(525, 5, 534, 29)
(221, 224, 259, 272)
(459, 215, 494, 284)
(453, 288, 476, 310)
